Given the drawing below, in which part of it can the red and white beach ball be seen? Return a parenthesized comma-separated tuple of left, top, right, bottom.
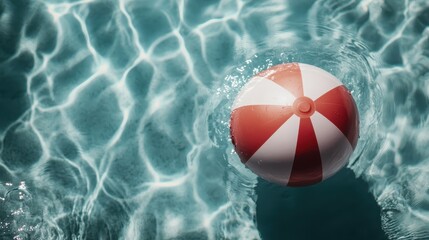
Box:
(230, 63, 359, 186)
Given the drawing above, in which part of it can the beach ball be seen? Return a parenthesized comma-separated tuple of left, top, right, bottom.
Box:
(230, 63, 359, 186)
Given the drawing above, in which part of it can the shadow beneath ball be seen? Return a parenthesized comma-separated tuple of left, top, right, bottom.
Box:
(256, 168, 388, 240)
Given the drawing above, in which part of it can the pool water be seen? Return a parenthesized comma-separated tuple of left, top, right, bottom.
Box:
(0, 0, 429, 239)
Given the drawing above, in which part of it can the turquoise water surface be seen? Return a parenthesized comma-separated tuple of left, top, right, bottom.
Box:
(1, 0, 429, 239)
